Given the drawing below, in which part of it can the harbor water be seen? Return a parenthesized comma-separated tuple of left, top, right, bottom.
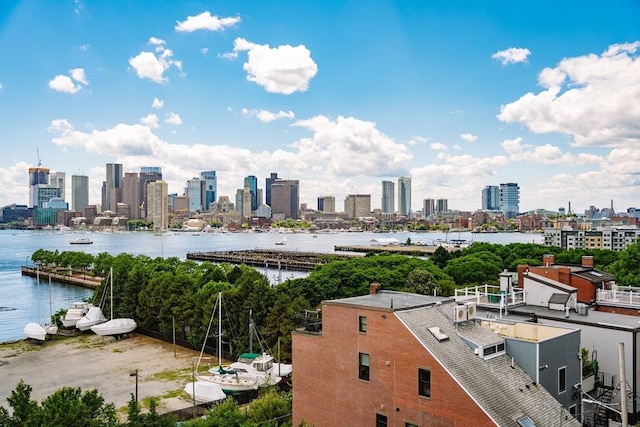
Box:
(0, 229, 543, 343)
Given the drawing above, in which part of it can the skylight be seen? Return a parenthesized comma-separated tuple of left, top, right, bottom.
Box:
(516, 415, 536, 427)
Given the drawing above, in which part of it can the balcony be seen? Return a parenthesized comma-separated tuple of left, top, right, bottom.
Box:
(596, 286, 640, 308)
(455, 284, 526, 309)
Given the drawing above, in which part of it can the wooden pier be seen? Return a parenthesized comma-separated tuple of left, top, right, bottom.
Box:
(186, 250, 356, 272)
(21, 267, 104, 289)
(334, 245, 439, 255)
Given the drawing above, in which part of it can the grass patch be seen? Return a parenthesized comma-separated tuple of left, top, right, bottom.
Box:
(148, 367, 193, 382)
(112, 348, 123, 353)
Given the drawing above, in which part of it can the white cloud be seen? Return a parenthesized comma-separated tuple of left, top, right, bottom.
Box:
(230, 37, 318, 94)
(291, 115, 412, 176)
(498, 41, 640, 147)
(48, 68, 88, 93)
(129, 38, 183, 84)
(200, 47, 209, 55)
(492, 47, 531, 65)
(242, 108, 295, 123)
(408, 135, 428, 146)
(141, 113, 159, 128)
(69, 68, 88, 85)
(0, 83, 3, 90)
(501, 137, 603, 165)
(0, 161, 32, 205)
(152, 97, 164, 109)
(175, 11, 240, 32)
(165, 112, 182, 125)
(429, 142, 447, 151)
(460, 133, 477, 142)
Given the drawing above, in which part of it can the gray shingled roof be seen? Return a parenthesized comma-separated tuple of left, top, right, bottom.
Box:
(396, 301, 581, 427)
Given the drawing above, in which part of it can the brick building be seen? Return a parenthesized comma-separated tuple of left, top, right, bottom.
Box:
(292, 285, 580, 426)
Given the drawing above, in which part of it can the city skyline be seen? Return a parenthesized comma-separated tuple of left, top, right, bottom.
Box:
(1, 1, 639, 213)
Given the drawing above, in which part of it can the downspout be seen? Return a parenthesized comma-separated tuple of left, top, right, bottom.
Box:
(633, 328, 637, 422)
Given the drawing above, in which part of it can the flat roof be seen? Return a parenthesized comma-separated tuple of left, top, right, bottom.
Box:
(323, 290, 450, 311)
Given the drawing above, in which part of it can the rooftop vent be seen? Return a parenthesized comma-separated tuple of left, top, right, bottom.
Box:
(427, 326, 449, 342)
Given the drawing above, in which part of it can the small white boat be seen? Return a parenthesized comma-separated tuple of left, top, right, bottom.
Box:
(77, 306, 107, 331)
(197, 370, 259, 393)
(24, 322, 46, 341)
(237, 352, 292, 378)
(70, 237, 93, 245)
(183, 381, 227, 403)
(275, 237, 287, 245)
(91, 318, 137, 336)
(61, 302, 94, 328)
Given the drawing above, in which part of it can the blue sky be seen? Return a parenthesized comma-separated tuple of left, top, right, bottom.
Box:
(1, 0, 639, 214)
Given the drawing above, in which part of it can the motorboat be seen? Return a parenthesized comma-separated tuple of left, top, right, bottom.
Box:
(61, 302, 94, 328)
(70, 237, 93, 245)
(237, 352, 292, 379)
(183, 381, 227, 403)
(76, 306, 107, 331)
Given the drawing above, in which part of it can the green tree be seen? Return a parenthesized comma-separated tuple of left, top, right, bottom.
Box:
(606, 242, 640, 286)
(2, 380, 38, 425)
(245, 389, 292, 425)
(185, 398, 246, 427)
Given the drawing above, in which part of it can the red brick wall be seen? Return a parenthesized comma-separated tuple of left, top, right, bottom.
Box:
(292, 303, 496, 426)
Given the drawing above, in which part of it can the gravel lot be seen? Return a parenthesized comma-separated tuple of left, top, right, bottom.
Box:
(0, 333, 211, 415)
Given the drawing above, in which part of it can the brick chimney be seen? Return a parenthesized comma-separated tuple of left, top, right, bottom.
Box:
(581, 256, 594, 268)
(369, 282, 382, 295)
(542, 254, 555, 267)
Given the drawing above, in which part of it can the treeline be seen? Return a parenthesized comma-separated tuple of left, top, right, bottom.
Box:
(30, 242, 640, 361)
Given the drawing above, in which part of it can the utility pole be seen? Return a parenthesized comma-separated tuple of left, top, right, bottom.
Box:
(619, 342, 628, 427)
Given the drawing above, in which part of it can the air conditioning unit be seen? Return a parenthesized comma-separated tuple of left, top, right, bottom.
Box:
(465, 302, 477, 319)
(454, 305, 468, 322)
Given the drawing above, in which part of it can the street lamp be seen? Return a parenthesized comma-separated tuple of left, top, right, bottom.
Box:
(129, 369, 138, 403)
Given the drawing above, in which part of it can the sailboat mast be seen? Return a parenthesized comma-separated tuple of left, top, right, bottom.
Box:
(110, 267, 113, 320)
(218, 292, 222, 366)
(36, 267, 41, 324)
(249, 309, 253, 354)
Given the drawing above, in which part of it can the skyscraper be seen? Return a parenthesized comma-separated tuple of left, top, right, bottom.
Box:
(200, 171, 217, 211)
(482, 185, 500, 211)
(186, 177, 203, 212)
(265, 172, 278, 207)
(140, 166, 162, 217)
(245, 175, 258, 211)
(499, 183, 520, 219)
(423, 198, 435, 217)
(104, 163, 123, 212)
(147, 180, 168, 231)
(344, 194, 371, 219)
(122, 172, 140, 219)
(270, 179, 299, 219)
(28, 167, 50, 208)
(398, 176, 411, 216)
(50, 172, 66, 201)
(242, 177, 253, 217)
(318, 196, 335, 213)
(436, 198, 448, 213)
(71, 174, 89, 213)
(381, 181, 395, 214)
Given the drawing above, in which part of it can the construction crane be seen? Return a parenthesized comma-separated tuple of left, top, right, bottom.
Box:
(36, 147, 41, 167)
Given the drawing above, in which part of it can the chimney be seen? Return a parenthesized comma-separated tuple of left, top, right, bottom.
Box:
(369, 282, 382, 295)
(581, 256, 594, 268)
(542, 254, 555, 267)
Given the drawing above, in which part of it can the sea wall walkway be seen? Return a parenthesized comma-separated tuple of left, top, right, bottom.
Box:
(21, 267, 104, 289)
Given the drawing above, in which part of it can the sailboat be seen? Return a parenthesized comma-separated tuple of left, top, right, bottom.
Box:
(90, 268, 137, 337)
(221, 310, 291, 386)
(196, 292, 259, 393)
(24, 268, 55, 341)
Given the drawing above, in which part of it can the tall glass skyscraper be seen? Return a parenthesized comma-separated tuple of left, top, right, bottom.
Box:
(28, 167, 50, 208)
(499, 183, 520, 219)
(397, 176, 411, 217)
(104, 163, 123, 212)
(140, 166, 162, 216)
(71, 174, 89, 213)
(265, 172, 278, 207)
(482, 185, 500, 210)
(186, 177, 202, 212)
(200, 171, 217, 211)
(245, 175, 258, 211)
(381, 181, 395, 214)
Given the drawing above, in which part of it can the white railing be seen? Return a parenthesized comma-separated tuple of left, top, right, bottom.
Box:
(596, 287, 640, 307)
(455, 284, 525, 307)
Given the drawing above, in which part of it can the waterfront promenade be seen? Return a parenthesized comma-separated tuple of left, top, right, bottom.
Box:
(21, 266, 104, 289)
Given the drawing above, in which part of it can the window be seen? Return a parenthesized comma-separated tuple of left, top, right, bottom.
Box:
(418, 368, 431, 397)
(376, 414, 387, 427)
(359, 315, 367, 333)
(359, 352, 370, 381)
(558, 366, 566, 394)
(405, 423, 418, 427)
